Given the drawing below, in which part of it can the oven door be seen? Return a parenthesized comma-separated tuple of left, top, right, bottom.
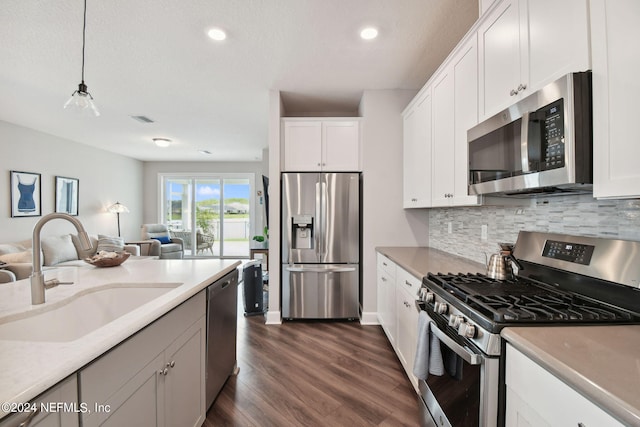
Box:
(418, 308, 500, 427)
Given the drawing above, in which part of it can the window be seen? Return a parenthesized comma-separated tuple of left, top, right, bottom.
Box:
(160, 173, 254, 258)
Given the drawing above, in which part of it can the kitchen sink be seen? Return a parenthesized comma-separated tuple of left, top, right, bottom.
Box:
(0, 283, 181, 342)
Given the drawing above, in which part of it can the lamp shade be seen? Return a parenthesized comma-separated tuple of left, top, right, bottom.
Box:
(107, 202, 129, 214)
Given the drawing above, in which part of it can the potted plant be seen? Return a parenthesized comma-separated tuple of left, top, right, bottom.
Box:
(252, 226, 269, 248)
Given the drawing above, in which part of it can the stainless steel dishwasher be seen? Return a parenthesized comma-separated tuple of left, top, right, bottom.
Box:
(206, 268, 239, 410)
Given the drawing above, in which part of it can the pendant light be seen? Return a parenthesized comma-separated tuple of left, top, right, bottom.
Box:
(63, 0, 100, 116)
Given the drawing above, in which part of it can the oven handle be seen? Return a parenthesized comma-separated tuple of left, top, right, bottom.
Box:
(429, 321, 483, 365)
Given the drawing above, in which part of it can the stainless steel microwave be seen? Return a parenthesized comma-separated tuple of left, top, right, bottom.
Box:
(468, 72, 592, 197)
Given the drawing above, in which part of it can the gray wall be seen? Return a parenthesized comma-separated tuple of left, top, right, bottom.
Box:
(359, 90, 430, 322)
(429, 195, 640, 265)
(0, 120, 143, 242)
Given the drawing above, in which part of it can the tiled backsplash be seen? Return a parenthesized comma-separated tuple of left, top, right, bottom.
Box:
(429, 195, 640, 265)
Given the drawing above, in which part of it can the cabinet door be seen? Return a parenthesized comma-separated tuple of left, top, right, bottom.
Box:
(478, 0, 523, 118)
(452, 36, 482, 207)
(322, 121, 360, 171)
(526, 0, 590, 92)
(85, 353, 164, 427)
(377, 267, 394, 343)
(506, 344, 624, 426)
(0, 376, 79, 427)
(591, 0, 640, 199)
(283, 121, 322, 171)
(431, 68, 456, 207)
(164, 317, 206, 427)
(396, 285, 419, 392)
(403, 88, 432, 208)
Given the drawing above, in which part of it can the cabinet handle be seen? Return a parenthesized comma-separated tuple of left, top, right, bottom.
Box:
(382, 262, 387, 266)
(18, 408, 40, 427)
(517, 83, 527, 92)
(381, 277, 387, 282)
(404, 280, 412, 287)
(159, 368, 169, 376)
(169, 360, 176, 368)
(578, 424, 586, 427)
(317, 163, 321, 166)
(510, 89, 518, 96)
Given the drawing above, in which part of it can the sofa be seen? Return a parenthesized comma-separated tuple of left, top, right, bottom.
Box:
(0, 234, 140, 282)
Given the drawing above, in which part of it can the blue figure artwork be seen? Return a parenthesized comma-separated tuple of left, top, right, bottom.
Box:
(17, 175, 37, 212)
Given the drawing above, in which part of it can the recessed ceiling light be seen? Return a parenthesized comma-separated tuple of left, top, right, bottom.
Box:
(153, 138, 171, 148)
(360, 27, 379, 40)
(207, 28, 227, 41)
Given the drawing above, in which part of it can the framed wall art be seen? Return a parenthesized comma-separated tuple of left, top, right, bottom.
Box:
(10, 170, 41, 217)
(55, 176, 79, 216)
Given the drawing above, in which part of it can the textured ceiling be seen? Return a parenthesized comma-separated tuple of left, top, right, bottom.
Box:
(0, 0, 478, 161)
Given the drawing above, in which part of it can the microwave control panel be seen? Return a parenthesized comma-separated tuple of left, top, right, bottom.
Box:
(539, 99, 565, 170)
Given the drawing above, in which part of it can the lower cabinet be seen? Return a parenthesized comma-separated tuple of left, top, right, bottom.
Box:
(376, 252, 420, 393)
(506, 343, 623, 427)
(0, 375, 79, 427)
(79, 291, 207, 427)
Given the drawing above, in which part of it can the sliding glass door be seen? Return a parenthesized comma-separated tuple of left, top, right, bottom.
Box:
(162, 174, 253, 258)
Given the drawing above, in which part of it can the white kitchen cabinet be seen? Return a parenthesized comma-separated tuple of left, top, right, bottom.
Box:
(0, 375, 79, 427)
(431, 36, 481, 207)
(403, 87, 432, 208)
(431, 67, 456, 207)
(506, 344, 624, 427)
(282, 119, 361, 171)
(80, 291, 206, 427)
(478, 0, 590, 119)
(395, 267, 420, 393)
(591, 0, 640, 199)
(377, 253, 397, 346)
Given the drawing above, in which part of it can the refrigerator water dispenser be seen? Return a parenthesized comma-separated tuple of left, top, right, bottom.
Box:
(292, 215, 314, 249)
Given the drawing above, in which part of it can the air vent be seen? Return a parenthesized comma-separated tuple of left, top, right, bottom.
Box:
(130, 115, 154, 124)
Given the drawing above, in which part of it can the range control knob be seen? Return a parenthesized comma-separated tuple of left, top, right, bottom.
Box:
(458, 323, 476, 338)
(449, 315, 464, 329)
(434, 301, 449, 314)
(425, 292, 435, 303)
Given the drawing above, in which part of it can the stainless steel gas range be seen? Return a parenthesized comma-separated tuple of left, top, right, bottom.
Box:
(416, 231, 640, 427)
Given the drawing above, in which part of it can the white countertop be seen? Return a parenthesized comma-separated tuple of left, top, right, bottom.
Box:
(0, 258, 240, 419)
(502, 325, 640, 426)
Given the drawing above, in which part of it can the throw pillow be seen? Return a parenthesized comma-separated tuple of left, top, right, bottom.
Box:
(153, 236, 171, 244)
(41, 234, 79, 266)
(97, 235, 125, 253)
(0, 250, 32, 263)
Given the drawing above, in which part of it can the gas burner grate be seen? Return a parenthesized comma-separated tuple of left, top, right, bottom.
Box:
(425, 272, 634, 324)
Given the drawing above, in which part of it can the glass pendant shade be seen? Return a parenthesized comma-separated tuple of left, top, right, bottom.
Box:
(63, 82, 100, 116)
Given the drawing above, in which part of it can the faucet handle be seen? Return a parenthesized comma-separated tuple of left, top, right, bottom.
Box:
(43, 279, 74, 289)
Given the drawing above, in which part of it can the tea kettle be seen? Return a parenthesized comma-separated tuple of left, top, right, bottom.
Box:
(486, 243, 523, 280)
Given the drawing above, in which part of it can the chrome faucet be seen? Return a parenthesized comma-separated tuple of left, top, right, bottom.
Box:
(31, 213, 93, 305)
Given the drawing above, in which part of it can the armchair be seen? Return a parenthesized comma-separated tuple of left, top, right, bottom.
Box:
(141, 224, 184, 259)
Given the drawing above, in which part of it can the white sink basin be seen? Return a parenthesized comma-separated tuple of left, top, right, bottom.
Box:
(0, 283, 180, 342)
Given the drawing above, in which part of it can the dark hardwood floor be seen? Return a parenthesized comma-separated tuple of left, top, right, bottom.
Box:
(205, 309, 421, 426)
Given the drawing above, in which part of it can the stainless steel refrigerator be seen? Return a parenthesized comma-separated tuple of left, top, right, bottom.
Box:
(281, 172, 360, 319)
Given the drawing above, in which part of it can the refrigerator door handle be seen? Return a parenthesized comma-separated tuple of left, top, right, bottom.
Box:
(315, 181, 322, 261)
(320, 179, 328, 260)
(285, 266, 357, 273)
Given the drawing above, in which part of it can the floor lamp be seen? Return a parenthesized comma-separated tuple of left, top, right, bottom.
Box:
(107, 202, 129, 237)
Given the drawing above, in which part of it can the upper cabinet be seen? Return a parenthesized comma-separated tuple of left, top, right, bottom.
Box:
(282, 119, 361, 171)
(478, 0, 590, 119)
(431, 36, 482, 207)
(591, 0, 640, 199)
(403, 88, 432, 208)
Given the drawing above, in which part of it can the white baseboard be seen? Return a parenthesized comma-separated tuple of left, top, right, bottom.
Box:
(265, 310, 282, 325)
(359, 311, 380, 325)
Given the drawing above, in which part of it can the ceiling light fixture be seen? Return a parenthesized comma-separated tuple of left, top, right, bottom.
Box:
(153, 138, 172, 147)
(63, 0, 100, 117)
(360, 27, 379, 40)
(207, 28, 227, 41)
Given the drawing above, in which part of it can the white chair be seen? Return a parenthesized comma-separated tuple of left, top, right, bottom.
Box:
(141, 224, 184, 259)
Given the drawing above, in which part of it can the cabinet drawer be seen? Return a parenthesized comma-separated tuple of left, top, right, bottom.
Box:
(506, 344, 623, 426)
(376, 254, 396, 279)
(396, 267, 421, 297)
(80, 291, 206, 408)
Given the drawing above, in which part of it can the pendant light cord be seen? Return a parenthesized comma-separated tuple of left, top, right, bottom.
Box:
(81, 0, 87, 84)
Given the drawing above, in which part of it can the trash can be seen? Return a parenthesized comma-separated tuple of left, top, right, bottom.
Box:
(242, 260, 264, 316)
